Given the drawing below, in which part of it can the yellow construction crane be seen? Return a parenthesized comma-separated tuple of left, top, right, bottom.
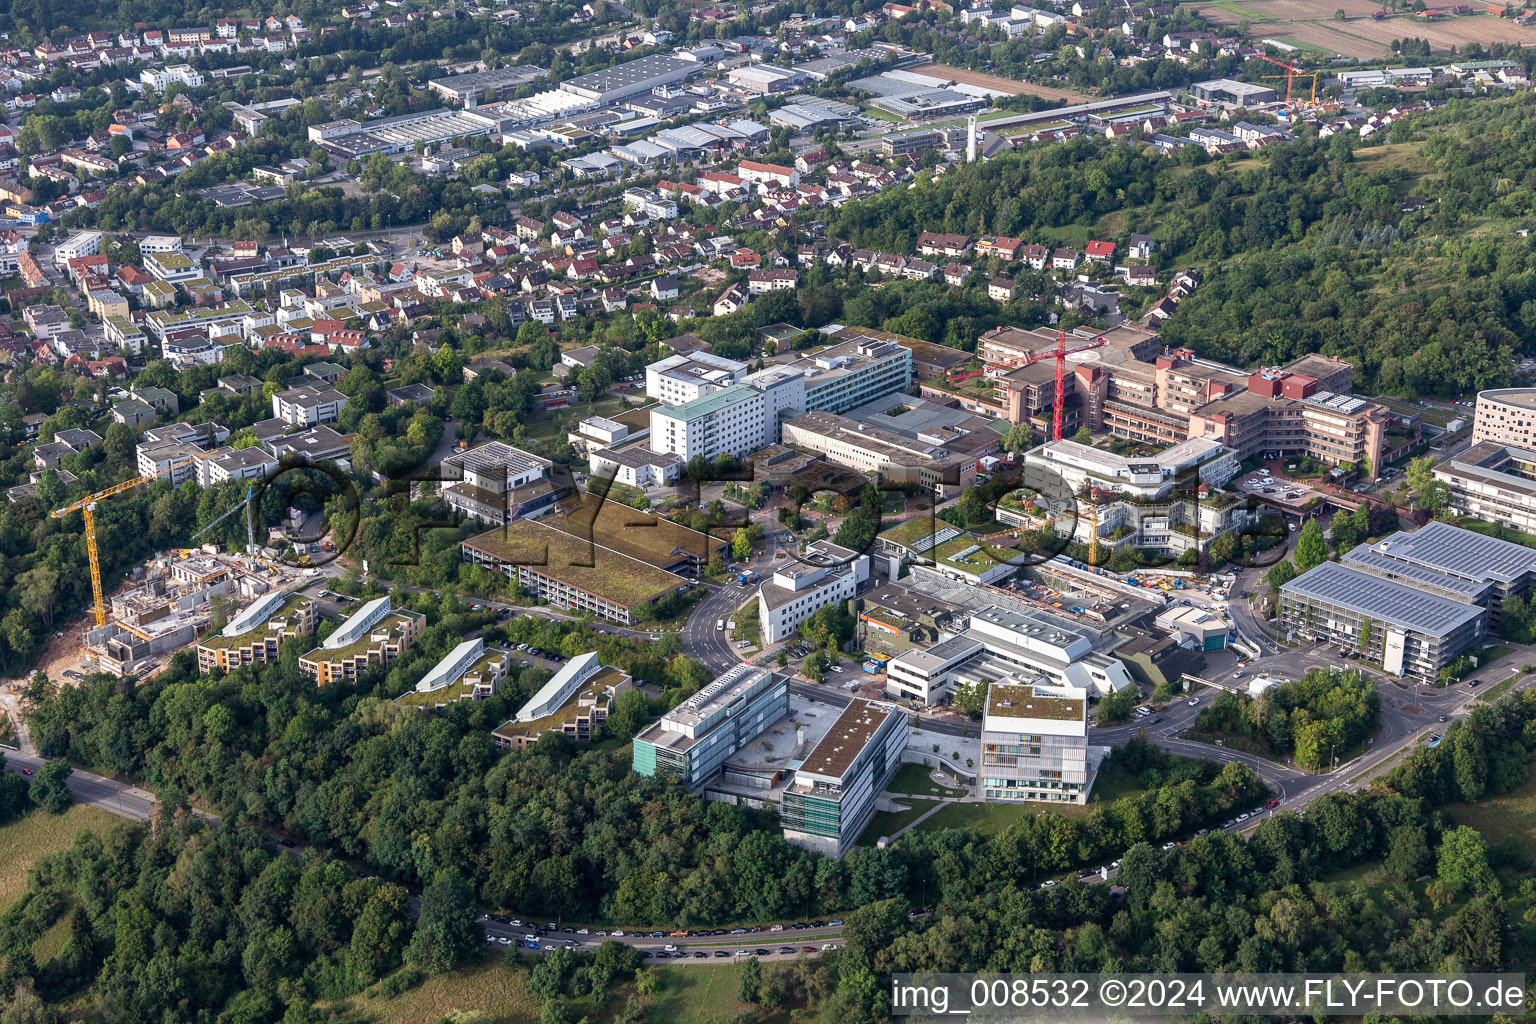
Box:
(51, 447, 227, 628)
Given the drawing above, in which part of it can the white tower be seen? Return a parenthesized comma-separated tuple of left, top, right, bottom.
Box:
(966, 115, 978, 163)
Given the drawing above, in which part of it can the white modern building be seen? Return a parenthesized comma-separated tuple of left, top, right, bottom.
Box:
(886, 604, 1134, 707)
(515, 651, 603, 721)
(757, 541, 869, 644)
(442, 441, 557, 524)
(54, 230, 102, 266)
(272, 385, 345, 427)
(645, 351, 749, 405)
(981, 678, 1095, 804)
(404, 637, 512, 707)
(1026, 436, 1239, 500)
(1472, 388, 1536, 448)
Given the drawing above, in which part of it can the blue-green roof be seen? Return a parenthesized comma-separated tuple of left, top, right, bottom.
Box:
(655, 383, 759, 423)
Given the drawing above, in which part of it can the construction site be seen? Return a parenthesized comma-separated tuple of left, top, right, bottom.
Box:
(84, 549, 316, 677)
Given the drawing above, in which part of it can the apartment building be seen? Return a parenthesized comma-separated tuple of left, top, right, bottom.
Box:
(780, 699, 908, 856)
(298, 596, 425, 685)
(981, 678, 1094, 804)
(196, 591, 316, 673)
(632, 664, 790, 786)
(272, 385, 345, 427)
(757, 541, 869, 644)
(399, 637, 512, 709)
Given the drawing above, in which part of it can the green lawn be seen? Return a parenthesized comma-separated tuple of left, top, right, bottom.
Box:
(1480, 671, 1527, 704)
(632, 963, 788, 1024)
(885, 763, 967, 798)
(0, 806, 121, 913)
(1274, 36, 1335, 53)
(858, 797, 940, 845)
(731, 602, 761, 651)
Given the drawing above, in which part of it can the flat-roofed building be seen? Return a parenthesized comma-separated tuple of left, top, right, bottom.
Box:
(884, 603, 1134, 706)
(645, 351, 749, 405)
(757, 540, 869, 644)
(428, 65, 547, 103)
(1278, 559, 1485, 680)
(632, 663, 790, 786)
(1472, 388, 1536, 448)
(272, 385, 345, 427)
(1436, 441, 1536, 536)
(780, 698, 908, 856)
(197, 591, 316, 673)
(781, 409, 978, 499)
(558, 54, 696, 103)
(491, 650, 633, 748)
(398, 637, 512, 709)
(981, 678, 1094, 804)
(441, 441, 556, 524)
(299, 596, 426, 685)
(1341, 521, 1536, 623)
(461, 519, 690, 625)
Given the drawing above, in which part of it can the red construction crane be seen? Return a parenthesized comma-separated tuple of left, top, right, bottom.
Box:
(1050, 326, 1067, 442)
(1256, 53, 1299, 104)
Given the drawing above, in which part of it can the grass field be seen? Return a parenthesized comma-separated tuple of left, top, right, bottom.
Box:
(1187, 0, 1536, 55)
(1444, 773, 1536, 868)
(909, 63, 1093, 102)
(0, 806, 121, 913)
(339, 961, 544, 1024)
(859, 798, 940, 845)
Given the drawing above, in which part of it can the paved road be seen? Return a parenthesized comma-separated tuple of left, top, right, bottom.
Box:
(0, 750, 158, 820)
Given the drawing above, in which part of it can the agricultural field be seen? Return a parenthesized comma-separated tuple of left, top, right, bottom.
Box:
(1186, 0, 1536, 56)
(911, 63, 1095, 102)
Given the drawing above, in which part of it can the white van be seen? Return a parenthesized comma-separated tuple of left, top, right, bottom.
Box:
(716, 619, 725, 630)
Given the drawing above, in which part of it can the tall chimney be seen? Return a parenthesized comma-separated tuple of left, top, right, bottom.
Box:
(966, 115, 977, 163)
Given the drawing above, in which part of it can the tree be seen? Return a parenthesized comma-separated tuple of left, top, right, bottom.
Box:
(1328, 510, 1357, 553)
(1266, 559, 1298, 593)
(29, 759, 72, 814)
(1294, 520, 1328, 572)
(1384, 824, 1429, 880)
(1073, 426, 1093, 445)
(405, 868, 484, 974)
(1002, 421, 1033, 457)
(731, 528, 753, 562)
(737, 956, 763, 1003)
(1357, 619, 1373, 656)
(1404, 455, 1448, 513)
(1437, 825, 1500, 897)
(952, 680, 987, 719)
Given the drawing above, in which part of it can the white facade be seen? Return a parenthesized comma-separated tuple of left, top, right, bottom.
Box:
(138, 234, 183, 254)
(981, 679, 1093, 804)
(1026, 436, 1238, 500)
(645, 351, 749, 406)
(649, 383, 769, 463)
(54, 230, 102, 265)
(272, 386, 345, 427)
(757, 541, 869, 644)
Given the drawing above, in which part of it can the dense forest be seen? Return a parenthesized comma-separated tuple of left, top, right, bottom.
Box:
(8, 661, 1536, 1021)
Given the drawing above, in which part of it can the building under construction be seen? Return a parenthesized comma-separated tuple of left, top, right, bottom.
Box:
(85, 548, 308, 676)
